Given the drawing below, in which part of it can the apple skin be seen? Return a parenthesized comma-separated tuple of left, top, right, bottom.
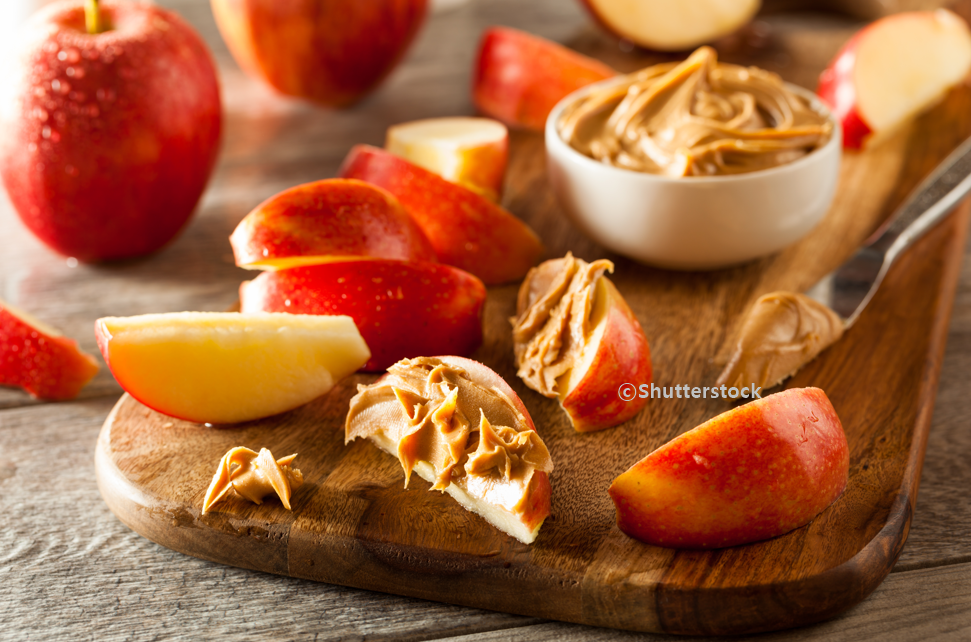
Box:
(472, 27, 615, 132)
(609, 387, 849, 549)
(230, 178, 436, 269)
(210, 0, 428, 107)
(1, 300, 99, 400)
(338, 145, 544, 285)
(817, 30, 872, 150)
(0, 1, 222, 262)
(240, 261, 486, 372)
(561, 279, 652, 433)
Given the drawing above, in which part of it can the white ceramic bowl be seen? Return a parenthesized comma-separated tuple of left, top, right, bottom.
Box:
(545, 78, 842, 270)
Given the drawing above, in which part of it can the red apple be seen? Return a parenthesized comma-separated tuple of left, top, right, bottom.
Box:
(338, 145, 543, 285)
(609, 387, 849, 549)
(818, 9, 971, 149)
(1, 299, 99, 400)
(229, 178, 436, 270)
(0, 0, 222, 262)
(210, 0, 428, 107)
(472, 26, 615, 131)
(578, 0, 761, 52)
(240, 260, 486, 372)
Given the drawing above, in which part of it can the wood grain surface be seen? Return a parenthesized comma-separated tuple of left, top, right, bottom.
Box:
(3, 0, 971, 640)
(94, 4, 971, 636)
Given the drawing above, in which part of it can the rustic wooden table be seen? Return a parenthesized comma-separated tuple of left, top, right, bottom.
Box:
(2, 0, 970, 640)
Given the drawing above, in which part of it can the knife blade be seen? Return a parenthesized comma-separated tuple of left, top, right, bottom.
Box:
(805, 134, 971, 324)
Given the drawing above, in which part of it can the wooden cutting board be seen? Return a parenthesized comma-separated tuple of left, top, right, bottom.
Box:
(95, 16, 971, 636)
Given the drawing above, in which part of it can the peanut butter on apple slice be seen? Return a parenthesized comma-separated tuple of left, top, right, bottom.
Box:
(511, 252, 613, 397)
(202, 447, 304, 515)
(716, 292, 845, 391)
(345, 356, 553, 543)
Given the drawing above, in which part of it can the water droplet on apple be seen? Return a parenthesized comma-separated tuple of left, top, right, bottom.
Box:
(65, 164, 78, 176)
(27, 143, 38, 153)
(96, 88, 116, 102)
(32, 107, 49, 121)
(66, 258, 78, 268)
(41, 126, 51, 139)
(51, 79, 71, 95)
(66, 49, 80, 63)
(66, 66, 85, 79)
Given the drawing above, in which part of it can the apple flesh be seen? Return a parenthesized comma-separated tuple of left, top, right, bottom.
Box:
(0, 299, 99, 400)
(95, 312, 370, 424)
(0, 1, 221, 262)
(385, 117, 509, 202)
(229, 178, 436, 270)
(472, 27, 615, 132)
(210, 0, 428, 107)
(239, 260, 486, 372)
(338, 145, 543, 285)
(579, 0, 761, 52)
(558, 278, 652, 432)
(609, 387, 849, 549)
(817, 9, 971, 149)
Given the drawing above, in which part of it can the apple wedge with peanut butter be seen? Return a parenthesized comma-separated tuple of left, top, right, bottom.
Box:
(512, 253, 652, 432)
(345, 356, 553, 544)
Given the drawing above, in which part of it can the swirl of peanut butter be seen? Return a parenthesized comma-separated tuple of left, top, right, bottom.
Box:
(559, 46, 832, 177)
(716, 292, 845, 390)
(202, 447, 304, 515)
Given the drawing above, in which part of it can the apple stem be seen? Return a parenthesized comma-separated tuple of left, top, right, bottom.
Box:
(85, 0, 101, 34)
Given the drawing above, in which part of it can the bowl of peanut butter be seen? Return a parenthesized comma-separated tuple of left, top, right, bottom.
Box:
(546, 46, 841, 270)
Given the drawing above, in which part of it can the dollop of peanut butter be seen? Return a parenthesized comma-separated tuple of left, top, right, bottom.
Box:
(511, 253, 612, 397)
(202, 447, 304, 515)
(716, 292, 845, 390)
(559, 46, 832, 177)
(345, 357, 552, 514)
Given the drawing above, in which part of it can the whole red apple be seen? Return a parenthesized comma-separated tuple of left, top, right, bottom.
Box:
(210, 0, 429, 107)
(0, 0, 222, 262)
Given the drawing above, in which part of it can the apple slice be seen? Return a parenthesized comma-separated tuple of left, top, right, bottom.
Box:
(818, 9, 971, 149)
(385, 117, 509, 202)
(512, 254, 652, 432)
(473, 27, 615, 131)
(345, 356, 552, 544)
(338, 145, 543, 285)
(95, 312, 370, 424)
(579, 0, 761, 52)
(239, 260, 486, 372)
(0, 299, 99, 400)
(229, 178, 436, 270)
(609, 387, 849, 549)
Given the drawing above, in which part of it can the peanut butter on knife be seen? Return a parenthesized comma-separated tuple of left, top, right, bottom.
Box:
(716, 292, 844, 391)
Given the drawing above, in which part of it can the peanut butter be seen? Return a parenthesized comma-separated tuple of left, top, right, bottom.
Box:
(345, 357, 552, 515)
(202, 447, 304, 515)
(511, 253, 612, 397)
(559, 46, 832, 177)
(717, 292, 844, 390)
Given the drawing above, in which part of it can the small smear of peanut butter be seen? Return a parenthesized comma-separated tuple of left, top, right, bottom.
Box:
(202, 447, 304, 515)
(717, 292, 845, 391)
(511, 253, 612, 397)
(559, 46, 832, 177)
(345, 357, 552, 514)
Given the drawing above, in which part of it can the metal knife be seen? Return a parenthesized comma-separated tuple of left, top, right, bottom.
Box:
(806, 134, 971, 323)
